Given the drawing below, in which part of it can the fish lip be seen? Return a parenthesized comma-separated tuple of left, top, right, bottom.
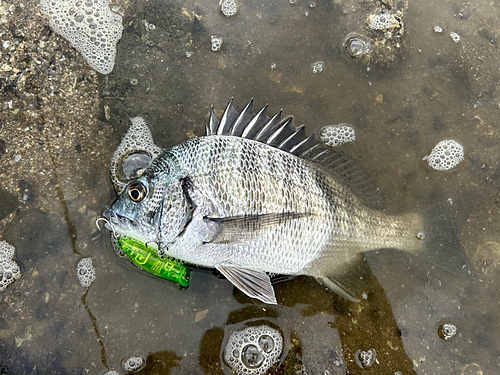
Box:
(103, 209, 129, 227)
(101, 208, 157, 245)
(100, 209, 135, 239)
(102, 208, 114, 221)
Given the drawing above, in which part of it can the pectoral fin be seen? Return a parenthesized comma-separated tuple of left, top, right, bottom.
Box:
(204, 212, 311, 244)
(216, 263, 277, 305)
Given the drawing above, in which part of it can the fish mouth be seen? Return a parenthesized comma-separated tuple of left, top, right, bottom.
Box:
(103, 208, 127, 226)
(98, 209, 156, 246)
(96, 209, 131, 238)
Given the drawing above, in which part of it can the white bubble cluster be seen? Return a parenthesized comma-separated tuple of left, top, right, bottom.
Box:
(220, 0, 238, 17)
(110, 117, 162, 194)
(450, 32, 460, 43)
(103, 371, 120, 375)
(368, 12, 400, 31)
(423, 139, 464, 171)
(438, 323, 457, 340)
(224, 325, 283, 375)
(211, 35, 223, 52)
(0, 241, 21, 292)
(40, 0, 123, 74)
(434, 26, 443, 33)
(76, 257, 96, 288)
(320, 124, 356, 147)
(354, 348, 376, 369)
(122, 356, 146, 372)
(311, 61, 324, 74)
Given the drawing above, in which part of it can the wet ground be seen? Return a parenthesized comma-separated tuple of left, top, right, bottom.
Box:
(1, 0, 500, 373)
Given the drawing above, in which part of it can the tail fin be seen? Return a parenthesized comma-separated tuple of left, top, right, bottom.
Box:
(375, 194, 474, 279)
(315, 194, 474, 302)
(376, 192, 474, 279)
(418, 192, 475, 277)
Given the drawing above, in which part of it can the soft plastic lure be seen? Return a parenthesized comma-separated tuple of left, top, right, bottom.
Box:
(117, 238, 190, 288)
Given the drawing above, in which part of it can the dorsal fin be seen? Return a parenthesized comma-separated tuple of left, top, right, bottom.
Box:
(279, 125, 306, 152)
(206, 99, 317, 156)
(206, 106, 220, 135)
(303, 148, 382, 208)
(254, 110, 283, 142)
(241, 105, 270, 138)
(232, 99, 257, 136)
(218, 98, 239, 135)
(206, 99, 383, 208)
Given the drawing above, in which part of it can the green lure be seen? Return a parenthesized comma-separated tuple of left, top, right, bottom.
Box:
(117, 238, 191, 288)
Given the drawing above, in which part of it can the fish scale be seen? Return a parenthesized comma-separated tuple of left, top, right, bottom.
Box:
(104, 99, 424, 304)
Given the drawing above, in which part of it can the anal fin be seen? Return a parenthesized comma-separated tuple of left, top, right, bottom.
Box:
(217, 263, 277, 305)
(317, 276, 360, 303)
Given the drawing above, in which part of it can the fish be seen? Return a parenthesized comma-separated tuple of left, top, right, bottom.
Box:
(102, 99, 425, 304)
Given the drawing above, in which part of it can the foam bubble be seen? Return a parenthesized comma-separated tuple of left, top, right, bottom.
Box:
(224, 325, 283, 375)
(211, 36, 223, 52)
(220, 0, 238, 17)
(320, 124, 356, 147)
(0, 240, 21, 292)
(311, 61, 324, 74)
(76, 257, 96, 288)
(39, 0, 123, 74)
(103, 371, 120, 375)
(368, 12, 401, 31)
(110, 117, 162, 194)
(122, 356, 146, 372)
(423, 139, 464, 171)
(450, 32, 460, 43)
(354, 348, 376, 368)
(438, 323, 457, 340)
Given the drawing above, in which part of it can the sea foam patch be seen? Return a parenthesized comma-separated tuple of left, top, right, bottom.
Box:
(40, 0, 123, 74)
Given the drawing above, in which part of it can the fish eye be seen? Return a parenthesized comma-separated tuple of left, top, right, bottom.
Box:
(128, 182, 147, 202)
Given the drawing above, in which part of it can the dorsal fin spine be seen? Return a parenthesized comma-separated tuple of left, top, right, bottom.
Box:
(267, 118, 294, 146)
(217, 98, 238, 135)
(298, 141, 322, 158)
(207, 106, 219, 135)
(278, 125, 306, 151)
(290, 134, 318, 156)
(241, 105, 270, 139)
(254, 110, 283, 142)
(230, 99, 256, 136)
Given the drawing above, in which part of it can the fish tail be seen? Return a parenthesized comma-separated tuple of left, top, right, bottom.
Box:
(360, 209, 425, 254)
(417, 193, 475, 276)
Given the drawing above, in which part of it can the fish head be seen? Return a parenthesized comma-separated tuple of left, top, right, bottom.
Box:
(103, 154, 193, 250)
(103, 175, 162, 246)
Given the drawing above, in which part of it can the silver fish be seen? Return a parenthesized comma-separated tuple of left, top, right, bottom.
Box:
(103, 99, 424, 304)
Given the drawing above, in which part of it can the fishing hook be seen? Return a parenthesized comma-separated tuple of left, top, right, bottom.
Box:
(95, 217, 118, 238)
